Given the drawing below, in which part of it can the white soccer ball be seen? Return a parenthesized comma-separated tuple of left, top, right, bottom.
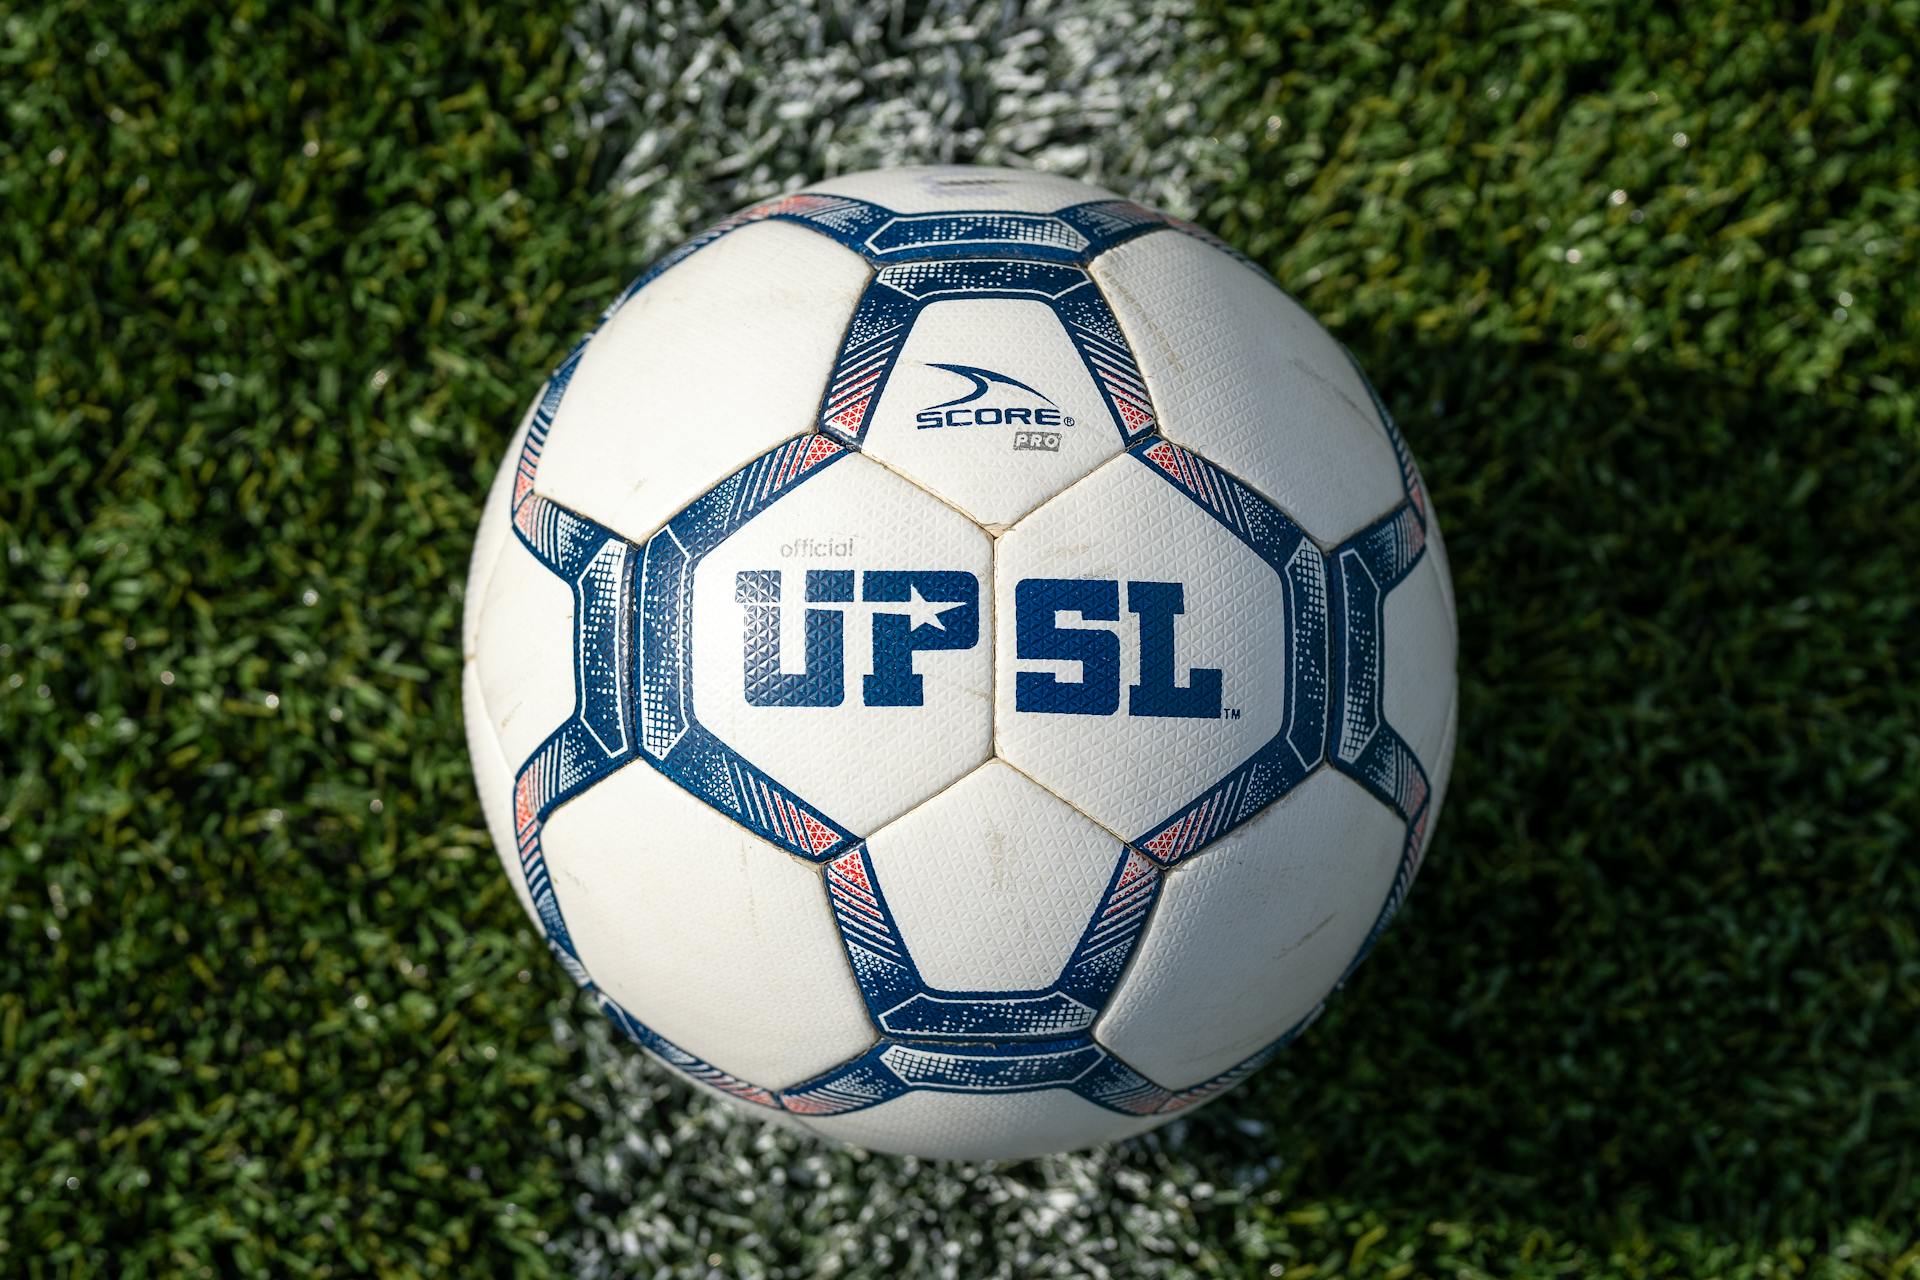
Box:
(463, 165, 1457, 1161)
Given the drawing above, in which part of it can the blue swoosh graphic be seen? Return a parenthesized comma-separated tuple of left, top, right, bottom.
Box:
(923, 362, 1057, 410)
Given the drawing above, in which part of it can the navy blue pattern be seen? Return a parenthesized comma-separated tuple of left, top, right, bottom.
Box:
(504, 490, 634, 974)
(1325, 500, 1435, 980)
(820, 262, 1157, 446)
(632, 434, 859, 860)
(778, 1000, 1325, 1120)
(1126, 438, 1332, 864)
(822, 843, 1161, 1042)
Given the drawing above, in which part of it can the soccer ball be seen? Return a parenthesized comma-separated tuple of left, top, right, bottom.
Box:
(463, 166, 1457, 1160)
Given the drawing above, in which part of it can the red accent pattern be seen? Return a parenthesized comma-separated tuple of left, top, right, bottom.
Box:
(1406, 768, 1429, 824)
(514, 771, 535, 833)
(751, 193, 834, 220)
(828, 847, 871, 893)
(778, 443, 806, 486)
(1101, 851, 1159, 911)
(798, 810, 840, 856)
(800, 434, 842, 471)
(775, 795, 805, 844)
(1115, 399, 1154, 433)
(1407, 806, 1432, 873)
(826, 397, 870, 435)
(1143, 827, 1182, 863)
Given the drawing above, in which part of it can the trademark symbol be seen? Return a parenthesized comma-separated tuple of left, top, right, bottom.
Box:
(1221, 707, 1242, 720)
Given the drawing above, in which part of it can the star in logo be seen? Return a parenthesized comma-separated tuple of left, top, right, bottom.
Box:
(898, 585, 960, 632)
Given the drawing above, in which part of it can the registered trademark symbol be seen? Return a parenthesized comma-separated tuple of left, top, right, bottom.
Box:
(1063, 416, 1076, 427)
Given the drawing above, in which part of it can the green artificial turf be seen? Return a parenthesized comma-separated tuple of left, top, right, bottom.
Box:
(3, 1, 1917, 1276)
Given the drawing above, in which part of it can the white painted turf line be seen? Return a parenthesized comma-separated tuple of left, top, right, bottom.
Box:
(566, 0, 1242, 248)
(554, 1011, 1284, 1279)
(554, 3, 1263, 1275)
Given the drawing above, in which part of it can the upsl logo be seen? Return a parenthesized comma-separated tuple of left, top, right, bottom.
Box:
(735, 567, 1225, 719)
(913, 363, 1073, 453)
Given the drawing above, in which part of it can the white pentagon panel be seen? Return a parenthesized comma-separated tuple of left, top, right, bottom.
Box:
(542, 759, 874, 1089)
(804, 165, 1120, 215)
(994, 452, 1288, 839)
(862, 761, 1124, 992)
(1095, 768, 1406, 1089)
(1382, 554, 1458, 780)
(1091, 232, 1406, 543)
(797, 1086, 1168, 1161)
(533, 220, 870, 540)
(690, 452, 994, 835)
(859, 299, 1126, 527)
(472, 539, 578, 771)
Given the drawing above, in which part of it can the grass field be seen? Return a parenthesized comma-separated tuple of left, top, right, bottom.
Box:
(4, 1, 1918, 1276)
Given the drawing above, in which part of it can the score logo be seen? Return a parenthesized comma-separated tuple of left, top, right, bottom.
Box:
(912, 363, 1072, 452)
